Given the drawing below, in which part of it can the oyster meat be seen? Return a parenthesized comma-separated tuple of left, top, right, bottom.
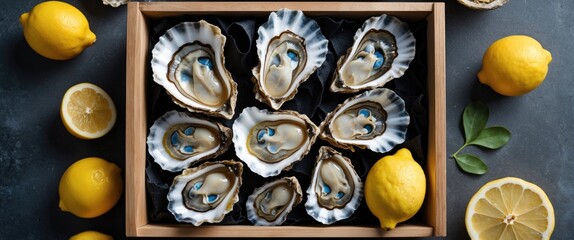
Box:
(246, 176, 302, 226)
(252, 8, 329, 109)
(147, 110, 232, 172)
(319, 88, 410, 153)
(330, 14, 416, 93)
(305, 146, 363, 224)
(151, 20, 238, 119)
(167, 160, 243, 226)
(233, 107, 319, 177)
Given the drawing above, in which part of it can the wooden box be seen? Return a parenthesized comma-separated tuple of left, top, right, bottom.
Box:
(126, 2, 445, 237)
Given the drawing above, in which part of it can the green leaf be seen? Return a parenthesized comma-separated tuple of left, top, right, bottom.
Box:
(469, 126, 511, 149)
(454, 154, 488, 175)
(463, 101, 489, 143)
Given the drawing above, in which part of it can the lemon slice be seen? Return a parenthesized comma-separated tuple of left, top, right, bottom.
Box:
(466, 177, 555, 240)
(61, 83, 116, 139)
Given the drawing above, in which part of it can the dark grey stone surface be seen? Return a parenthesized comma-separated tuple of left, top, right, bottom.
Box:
(1, 0, 572, 239)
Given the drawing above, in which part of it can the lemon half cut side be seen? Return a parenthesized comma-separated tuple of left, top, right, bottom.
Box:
(61, 83, 116, 139)
(465, 177, 555, 240)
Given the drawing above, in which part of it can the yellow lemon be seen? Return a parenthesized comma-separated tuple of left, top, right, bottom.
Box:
(19, 1, 96, 60)
(61, 83, 117, 140)
(466, 177, 554, 240)
(478, 35, 552, 96)
(59, 157, 123, 218)
(364, 148, 426, 230)
(70, 230, 113, 240)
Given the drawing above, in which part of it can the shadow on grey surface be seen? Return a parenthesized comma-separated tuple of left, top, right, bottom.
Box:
(79, 0, 127, 19)
(43, 113, 126, 239)
(10, 37, 77, 81)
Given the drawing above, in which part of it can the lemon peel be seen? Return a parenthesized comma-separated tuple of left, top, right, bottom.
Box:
(20, 1, 96, 60)
(364, 148, 426, 230)
(59, 157, 123, 218)
(478, 35, 552, 96)
(70, 230, 113, 240)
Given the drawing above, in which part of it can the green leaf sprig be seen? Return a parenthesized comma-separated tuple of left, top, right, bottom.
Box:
(451, 101, 511, 175)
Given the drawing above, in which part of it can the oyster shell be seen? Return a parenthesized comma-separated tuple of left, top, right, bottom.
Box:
(167, 160, 243, 226)
(319, 88, 410, 153)
(147, 110, 232, 172)
(456, 0, 509, 10)
(246, 176, 302, 226)
(102, 0, 127, 7)
(305, 146, 363, 224)
(330, 14, 416, 93)
(252, 8, 329, 110)
(151, 20, 238, 119)
(232, 107, 319, 177)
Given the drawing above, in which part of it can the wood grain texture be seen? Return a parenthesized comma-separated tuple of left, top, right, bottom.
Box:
(125, 2, 149, 237)
(125, 1, 446, 237)
(139, 1, 433, 21)
(137, 224, 433, 238)
(424, 2, 447, 237)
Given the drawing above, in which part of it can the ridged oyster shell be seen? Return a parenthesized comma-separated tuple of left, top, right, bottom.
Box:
(147, 110, 232, 172)
(246, 176, 302, 226)
(102, 0, 126, 7)
(330, 14, 416, 93)
(305, 146, 363, 224)
(252, 8, 329, 109)
(456, 0, 509, 10)
(167, 160, 243, 226)
(232, 107, 319, 177)
(151, 20, 238, 119)
(319, 88, 410, 153)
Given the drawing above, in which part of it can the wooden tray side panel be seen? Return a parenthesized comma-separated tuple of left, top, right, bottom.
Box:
(137, 224, 433, 238)
(139, 1, 433, 21)
(424, 2, 447, 237)
(126, 2, 150, 237)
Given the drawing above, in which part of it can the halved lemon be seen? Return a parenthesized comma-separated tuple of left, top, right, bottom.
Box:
(61, 83, 116, 139)
(466, 177, 555, 240)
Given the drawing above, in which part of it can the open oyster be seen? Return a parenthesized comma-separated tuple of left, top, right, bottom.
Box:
(246, 176, 302, 226)
(167, 160, 243, 226)
(232, 107, 319, 177)
(330, 14, 416, 93)
(305, 146, 363, 224)
(319, 88, 410, 153)
(151, 20, 238, 119)
(147, 110, 232, 172)
(252, 8, 329, 110)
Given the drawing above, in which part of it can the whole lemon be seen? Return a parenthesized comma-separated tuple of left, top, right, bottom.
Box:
(59, 157, 123, 218)
(19, 1, 96, 60)
(364, 148, 426, 230)
(70, 230, 113, 240)
(478, 35, 552, 96)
